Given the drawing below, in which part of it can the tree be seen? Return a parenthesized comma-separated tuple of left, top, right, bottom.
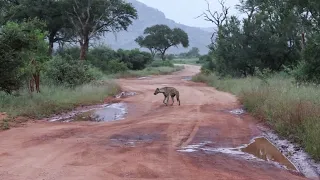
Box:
(135, 24, 189, 60)
(2, 0, 74, 56)
(0, 18, 49, 94)
(200, 0, 303, 77)
(65, 0, 138, 60)
(186, 47, 200, 58)
(135, 35, 157, 58)
(196, 0, 230, 43)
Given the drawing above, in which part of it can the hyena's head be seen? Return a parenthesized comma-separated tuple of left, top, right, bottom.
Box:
(154, 88, 160, 95)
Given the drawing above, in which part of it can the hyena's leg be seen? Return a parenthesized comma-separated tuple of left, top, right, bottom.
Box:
(171, 95, 175, 105)
(163, 95, 167, 105)
(176, 93, 180, 106)
(166, 94, 170, 105)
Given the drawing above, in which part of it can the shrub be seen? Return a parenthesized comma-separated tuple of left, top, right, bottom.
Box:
(55, 46, 81, 60)
(87, 46, 118, 72)
(148, 60, 174, 67)
(116, 49, 153, 70)
(104, 59, 129, 74)
(165, 54, 175, 60)
(44, 56, 102, 87)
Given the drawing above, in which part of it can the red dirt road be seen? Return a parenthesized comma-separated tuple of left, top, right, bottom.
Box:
(0, 65, 307, 180)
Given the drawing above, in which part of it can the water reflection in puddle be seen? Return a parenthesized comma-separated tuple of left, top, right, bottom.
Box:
(182, 76, 192, 81)
(178, 137, 298, 172)
(91, 103, 127, 121)
(229, 108, 245, 115)
(240, 137, 297, 171)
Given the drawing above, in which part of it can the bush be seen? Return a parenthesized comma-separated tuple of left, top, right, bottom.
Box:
(87, 47, 153, 72)
(44, 56, 102, 87)
(87, 46, 119, 72)
(55, 46, 81, 60)
(116, 49, 153, 70)
(104, 59, 129, 74)
(165, 54, 175, 60)
(148, 60, 174, 67)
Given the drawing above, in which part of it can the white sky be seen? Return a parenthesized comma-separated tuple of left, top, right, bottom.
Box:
(136, 0, 244, 27)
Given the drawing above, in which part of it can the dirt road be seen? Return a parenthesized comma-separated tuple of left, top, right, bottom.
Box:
(0, 65, 308, 180)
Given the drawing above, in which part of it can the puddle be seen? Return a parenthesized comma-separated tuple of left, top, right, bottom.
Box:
(240, 137, 297, 171)
(260, 127, 320, 178)
(182, 76, 192, 81)
(109, 133, 160, 147)
(229, 108, 245, 115)
(48, 103, 127, 122)
(114, 91, 137, 99)
(137, 76, 150, 80)
(178, 137, 299, 172)
(89, 103, 127, 122)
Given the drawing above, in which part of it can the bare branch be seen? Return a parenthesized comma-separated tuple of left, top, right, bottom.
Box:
(195, 0, 229, 28)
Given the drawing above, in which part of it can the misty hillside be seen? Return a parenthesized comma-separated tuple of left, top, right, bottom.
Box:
(96, 0, 213, 55)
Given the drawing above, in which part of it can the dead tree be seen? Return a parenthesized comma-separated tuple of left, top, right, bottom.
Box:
(196, 0, 230, 43)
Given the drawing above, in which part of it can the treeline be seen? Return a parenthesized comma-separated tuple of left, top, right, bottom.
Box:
(200, 0, 320, 84)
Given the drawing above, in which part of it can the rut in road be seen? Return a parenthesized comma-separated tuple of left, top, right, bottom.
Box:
(0, 64, 307, 180)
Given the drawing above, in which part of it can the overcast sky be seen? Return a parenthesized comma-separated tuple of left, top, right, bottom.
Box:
(136, 0, 243, 27)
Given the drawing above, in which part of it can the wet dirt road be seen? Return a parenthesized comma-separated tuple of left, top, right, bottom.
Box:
(0, 65, 308, 180)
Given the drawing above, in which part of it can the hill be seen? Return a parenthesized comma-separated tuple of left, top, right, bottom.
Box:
(95, 0, 213, 55)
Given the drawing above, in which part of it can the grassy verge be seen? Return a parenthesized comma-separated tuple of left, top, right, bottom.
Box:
(171, 58, 199, 65)
(192, 73, 320, 161)
(0, 80, 120, 119)
(110, 65, 184, 79)
(0, 65, 184, 130)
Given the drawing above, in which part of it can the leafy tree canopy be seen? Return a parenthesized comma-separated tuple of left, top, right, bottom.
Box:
(135, 24, 189, 60)
(65, 0, 138, 60)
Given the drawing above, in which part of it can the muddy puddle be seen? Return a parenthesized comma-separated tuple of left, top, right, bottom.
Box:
(109, 133, 160, 147)
(182, 76, 192, 81)
(114, 91, 137, 99)
(137, 76, 151, 80)
(229, 108, 245, 115)
(178, 137, 298, 172)
(48, 103, 128, 122)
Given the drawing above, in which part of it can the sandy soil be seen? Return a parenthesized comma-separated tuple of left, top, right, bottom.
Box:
(0, 65, 309, 180)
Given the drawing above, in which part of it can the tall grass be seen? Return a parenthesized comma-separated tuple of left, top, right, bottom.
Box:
(192, 73, 320, 161)
(0, 80, 120, 118)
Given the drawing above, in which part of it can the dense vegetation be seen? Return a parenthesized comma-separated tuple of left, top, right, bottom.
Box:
(0, 0, 185, 124)
(195, 0, 320, 160)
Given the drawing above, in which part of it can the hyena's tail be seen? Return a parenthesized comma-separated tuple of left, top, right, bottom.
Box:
(176, 91, 180, 106)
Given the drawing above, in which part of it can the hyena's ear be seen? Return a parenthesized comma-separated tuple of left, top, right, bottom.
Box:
(156, 88, 159, 90)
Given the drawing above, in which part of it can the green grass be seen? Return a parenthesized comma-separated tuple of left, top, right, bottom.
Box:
(0, 65, 183, 120)
(192, 73, 320, 161)
(0, 80, 120, 119)
(171, 58, 199, 65)
(109, 65, 184, 78)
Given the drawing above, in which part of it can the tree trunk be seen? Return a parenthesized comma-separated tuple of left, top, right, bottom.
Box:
(34, 72, 40, 93)
(79, 35, 89, 60)
(161, 52, 166, 61)
(48, 32, 56, 56)
(301, 32, 306, 50)
(29, 77, 35, 93)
